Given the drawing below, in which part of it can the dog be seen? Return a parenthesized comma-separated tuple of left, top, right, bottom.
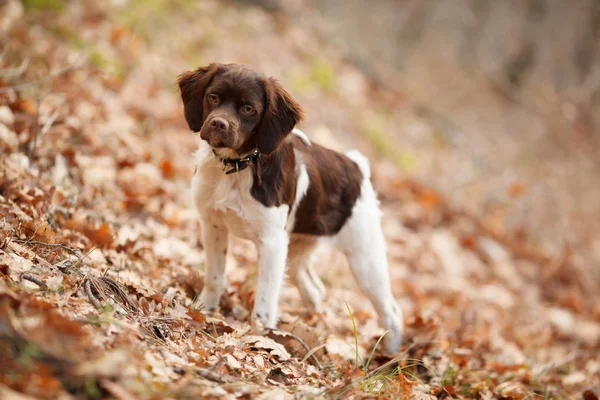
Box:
(178, 63, 404, 353)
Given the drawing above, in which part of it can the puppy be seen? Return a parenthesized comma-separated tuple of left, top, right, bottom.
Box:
(178, 63, 404, 353)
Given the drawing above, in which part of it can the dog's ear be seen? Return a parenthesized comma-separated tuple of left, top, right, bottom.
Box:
(177, 63, 223, 132)
(256, 78, 303, 155)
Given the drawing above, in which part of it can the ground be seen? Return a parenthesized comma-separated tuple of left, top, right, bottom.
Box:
(0, 1, 599, 399)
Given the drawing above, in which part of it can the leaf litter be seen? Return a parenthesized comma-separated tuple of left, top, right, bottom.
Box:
(0, 0, 599, 399)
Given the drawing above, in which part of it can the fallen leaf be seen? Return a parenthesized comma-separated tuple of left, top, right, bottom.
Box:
(226, 354, 242, 370)
(243, 335, 291, 361)
(76, 349, 131, 378)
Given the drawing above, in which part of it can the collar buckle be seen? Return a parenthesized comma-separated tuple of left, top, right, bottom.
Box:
(212, 149, 260, 175)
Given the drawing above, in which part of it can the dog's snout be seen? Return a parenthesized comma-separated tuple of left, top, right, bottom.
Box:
(209, 117, 229, 131)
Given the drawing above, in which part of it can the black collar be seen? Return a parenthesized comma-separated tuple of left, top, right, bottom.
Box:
(212, 149, 260, 175)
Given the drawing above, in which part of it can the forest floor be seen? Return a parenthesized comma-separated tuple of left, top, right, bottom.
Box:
(1, 1, 599, 399)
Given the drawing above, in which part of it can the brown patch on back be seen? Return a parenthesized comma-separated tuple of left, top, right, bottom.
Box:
(248, 135, 363, 236)
(291, 136, 363, 235)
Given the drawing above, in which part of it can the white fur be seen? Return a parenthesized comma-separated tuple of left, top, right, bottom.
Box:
(192, 141, 289, 327)
(292, 128, 311, 145)
(192, 135, 403, 353)
(285, 151, 309, 233)
(335, 150, 404, 352)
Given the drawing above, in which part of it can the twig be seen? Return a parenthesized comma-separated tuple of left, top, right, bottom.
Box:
(289, 334, 323, 369)
(85, 279, 102, 309)
(301, 343, 327, 366)
(22, 274, 45, 287)
(84, 276, 141, 321)
(38, 109, 60, 136)
(99, 276, 139, 311)
(196, 367, 235, 383)
(0, 62, 83, 93)
(6, 241, 54, 270)
(49, 232, 117, 309)
(268, 328, 323, 369)
(72, 231, 118, 270)
(12, 238, 81, 257)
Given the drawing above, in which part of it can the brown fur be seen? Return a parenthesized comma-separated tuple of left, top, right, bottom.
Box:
(247, 133, 364, 235)
(290, 136, 363, 235)
(178, 63, 303, 154)
(178, 63, 225, 133)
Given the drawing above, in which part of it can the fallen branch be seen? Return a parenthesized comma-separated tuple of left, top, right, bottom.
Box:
(99, 276, 139, 312)
(84, 276, 141, 317)
(12, 238, 81, 257)
(22, 274, 45, 287)
(7, 241, 55, 269)
(85, 279, 102, 309)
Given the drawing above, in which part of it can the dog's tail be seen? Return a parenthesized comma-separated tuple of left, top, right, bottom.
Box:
(345, 150, 371, 180)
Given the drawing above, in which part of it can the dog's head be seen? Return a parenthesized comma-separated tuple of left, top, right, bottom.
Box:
(177, 63, 303, 155)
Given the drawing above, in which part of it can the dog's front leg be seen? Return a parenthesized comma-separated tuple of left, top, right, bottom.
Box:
(196, 215, 228, 312)
(252, 233, 289, 328)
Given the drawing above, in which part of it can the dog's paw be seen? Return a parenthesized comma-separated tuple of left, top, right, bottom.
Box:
(249, 312, 267, 330)
(384, 328, 403, 354)
(195, 289, 220, 312)
(250, 309, 277, 329)
(382, 304, 404, 354)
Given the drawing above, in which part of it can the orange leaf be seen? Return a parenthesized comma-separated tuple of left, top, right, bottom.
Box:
(418, 189, 442, 209)
(459, 235, 478, 250)
(110, 26, 127, 44)
(396, 373, 417, 393)
(22, 220, 56, 244)
(188, 309, 206, 323)
(507, 181, 527, 198)
(159, 159, 176, 179)
(13, 98, 37, 116)
(83, 222, 115, 248)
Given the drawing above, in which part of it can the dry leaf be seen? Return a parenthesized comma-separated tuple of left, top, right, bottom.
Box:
(76, 349, 131, 378)
(243, 335, 291, 361)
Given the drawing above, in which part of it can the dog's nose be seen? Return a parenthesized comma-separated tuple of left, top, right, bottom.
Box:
(209, 117, 229, 131)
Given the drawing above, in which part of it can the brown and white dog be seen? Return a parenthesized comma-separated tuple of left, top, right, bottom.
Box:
(178, 63, 404, 353)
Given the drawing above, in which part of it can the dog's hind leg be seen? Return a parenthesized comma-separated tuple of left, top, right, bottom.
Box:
(336, 151, 404, 353)
(338, 216, 404, 353)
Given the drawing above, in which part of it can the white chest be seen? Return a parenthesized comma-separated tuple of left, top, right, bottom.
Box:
(191, 144, 289, 242)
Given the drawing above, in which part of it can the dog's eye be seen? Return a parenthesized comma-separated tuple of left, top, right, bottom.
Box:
(241, 105, 255, 115)
(207, 94, 219, 104)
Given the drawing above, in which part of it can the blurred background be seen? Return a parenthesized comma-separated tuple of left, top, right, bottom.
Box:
(1, 0, 600, 397)
(255, 0, 600, 267)
(4, 0, 600, 263)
